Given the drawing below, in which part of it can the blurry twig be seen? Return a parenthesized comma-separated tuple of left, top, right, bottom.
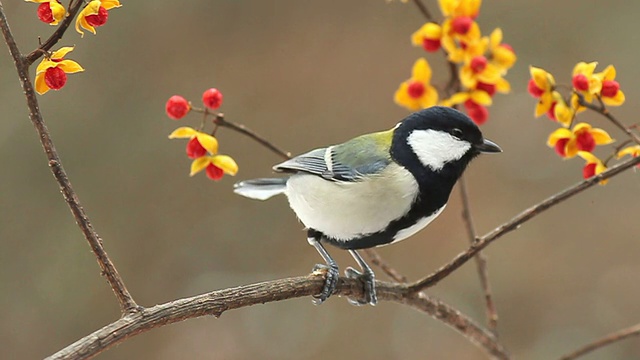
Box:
(0, 2, 138, 314)
(363, 249, 408, 283)
(576, 93, 640, 144)
(559, 323, 640, 360)
(459, 176, 499, 334)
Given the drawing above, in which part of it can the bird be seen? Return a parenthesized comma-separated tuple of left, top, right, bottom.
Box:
(233, 106, 502, 306)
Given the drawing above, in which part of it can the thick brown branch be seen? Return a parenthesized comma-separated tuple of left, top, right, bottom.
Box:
(0, 2, 137, 314)
(459, 175, 499, 334)
(409, 154, 640, 292)
(46, 275, 508, 360)
(25, 0, 85, 65)
(559, 323, 640, 360)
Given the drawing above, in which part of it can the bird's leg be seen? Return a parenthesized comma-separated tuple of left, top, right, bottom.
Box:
(345, 250, 377, 306)
(307, 233, 339, 305)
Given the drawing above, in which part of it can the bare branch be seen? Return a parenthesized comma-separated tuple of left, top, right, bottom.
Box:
(46, 275, 509, 360)
(0, 2, 138, 314)
(213, 113, 291, 160)
(363, 248, 408, 283)
(409, 154, 640, 293)
(559, 323, 640, 360)
(459, 175, 499, 334)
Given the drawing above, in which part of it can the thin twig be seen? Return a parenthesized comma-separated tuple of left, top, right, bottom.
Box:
(25, 0, 85, 65)
(459, 175, 499, 334)
(46, 275, 508, 360)
(559, 323, 640, 360)
(408, 154, 640, 293)
(577, 94, 640, 145)
(363, 249, 408, 283)
(213, 113, 291, 160)
(0, 2, 138, 314)
(412, 0, 435, 21)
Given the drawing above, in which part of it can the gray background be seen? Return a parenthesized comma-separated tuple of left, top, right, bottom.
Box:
(1, 1, 639, 359)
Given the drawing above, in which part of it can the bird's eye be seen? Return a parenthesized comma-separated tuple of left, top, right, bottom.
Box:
(451, 128, 463, 138)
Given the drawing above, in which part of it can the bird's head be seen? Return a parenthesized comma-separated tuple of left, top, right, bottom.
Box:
(391, 106, 501, 175)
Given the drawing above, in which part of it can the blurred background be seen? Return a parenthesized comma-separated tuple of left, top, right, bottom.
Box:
(1, 1, 639, 359)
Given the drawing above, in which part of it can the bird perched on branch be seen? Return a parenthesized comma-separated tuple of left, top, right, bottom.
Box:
(234, 106, 501, 305)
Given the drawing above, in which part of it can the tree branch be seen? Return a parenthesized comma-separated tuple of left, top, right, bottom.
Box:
(409, 154, 640, 293)
(459, 175, 499, 334)
(213, 113, 291, 160)
(0, 2, 138, 314)
(559, 323, 640, 360)
(46, 275, 509, 360)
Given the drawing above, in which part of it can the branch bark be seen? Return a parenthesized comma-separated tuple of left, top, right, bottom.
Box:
(0, 1, 138, 314)
(46, 275, 509, 360)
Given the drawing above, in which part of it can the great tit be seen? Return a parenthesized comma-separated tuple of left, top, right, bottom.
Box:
(234, 106, 501, 306)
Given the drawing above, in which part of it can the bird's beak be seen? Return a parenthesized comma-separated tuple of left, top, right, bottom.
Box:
(475, 138, 502, 154)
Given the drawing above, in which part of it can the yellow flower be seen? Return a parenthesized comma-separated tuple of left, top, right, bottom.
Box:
(394, 58, 438, 111)
(26, 0, 66, 25)
(488, 28, 516, 71)
(595, 65, 625, 106)
(617, 145, 640, 160)
(35, 47, 84, 94)
(528, 66, 557, 117)
(75, 0, 121, 37)
(571, 62, 602, 103)
(168, 127, 238, 180)
(441, 33, 487, 64)
(439, 0, 482, 18)
(169, 127, 219, 154)
(441, 89, 492, 107)
(577, 151, 608, 185)
(459, 55, 502, 89)
(411, 22, 443, 52)
(547, 123, 613, 159)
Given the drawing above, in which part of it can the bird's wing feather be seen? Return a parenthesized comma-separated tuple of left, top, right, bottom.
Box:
(273, 129, 394, 182)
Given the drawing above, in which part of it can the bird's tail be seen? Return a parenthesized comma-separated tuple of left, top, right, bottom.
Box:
(233, 177, 288, 200)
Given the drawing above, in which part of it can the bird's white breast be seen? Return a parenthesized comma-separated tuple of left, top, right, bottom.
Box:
(391, 205, 445, 244)
(285, 163, 419, 241)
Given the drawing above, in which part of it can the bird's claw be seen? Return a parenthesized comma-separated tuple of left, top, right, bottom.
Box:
(345, 266, 377, 306)
(312, 263, 339, 305)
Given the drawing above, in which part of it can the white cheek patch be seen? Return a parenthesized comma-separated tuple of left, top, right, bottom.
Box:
(407, 130, 471, 171)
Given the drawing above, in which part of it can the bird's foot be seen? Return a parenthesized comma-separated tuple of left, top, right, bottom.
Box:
(311, 263, 339, 305)
(345, 266, 377, 306)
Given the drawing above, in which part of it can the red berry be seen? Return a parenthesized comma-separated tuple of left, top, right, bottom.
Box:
(202, 88, 223, 110)
(186, 137, 207, 159)
(572, 74, 589, 92)
(37, 3, 54, 23)
(85, 6, 109, 27)
(206, 163, 224, 180)
(44, 67, 67, 90)
(422, 38, 441, 52)
(583, 163, 597, 179)
(554, 138, 569, 157)
(601, 80, 620, 97)
(576, 131, 595, 152)
(476, 81, 496, 96)
(527, 78, 544, 98)
(464, 100, 488, 125)
(451, 16, 473, 35)
(407, 81, 425, 99)
(165, 95, 190, 120)
(470, 56, 487, 73)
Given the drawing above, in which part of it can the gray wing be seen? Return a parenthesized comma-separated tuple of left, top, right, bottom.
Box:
(273, 146, 390, 182)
